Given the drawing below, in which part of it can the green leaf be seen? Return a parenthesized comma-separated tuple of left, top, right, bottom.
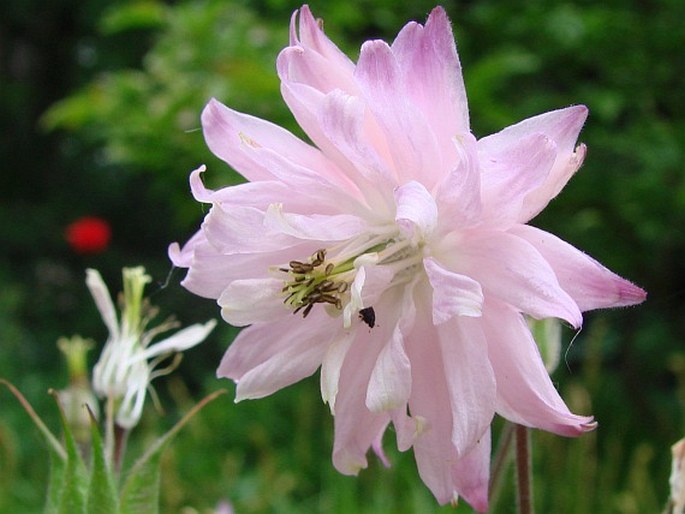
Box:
(99, 1, 166, 35)
(0, 379, 69, 514)
(50, 390, 89, 514)
(118, 390, 227, 514)
(86, 407, 119, 514)
(44, 434, 67, 514)
(0, 379, 66, 459)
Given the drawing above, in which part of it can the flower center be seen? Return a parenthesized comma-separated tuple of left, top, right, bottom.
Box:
(280, 233, 424, 319)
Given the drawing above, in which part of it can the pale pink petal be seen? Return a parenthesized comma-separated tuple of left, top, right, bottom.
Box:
(332, 325, 393, 474)
(457, 230, 583, 327)
(510, 224, 647, 310)
(451, 429, 491, 513)
(286, 5, 356, 87)
(176, 237, 317, 300)
(437, 315, 496, 456)
(478, 105, 589, 222)
(218, 278, 290, 327)
(434, 133, 482, 229)
(320, 332, 355, 412)
(263, 204, 367, 241)
(277, 44, 357, 97)
(394, 180, 438, 242)
(202, 98, 351, 192)
(188, 165, 212, 202)
(202, 203, 293, 254)
(218, 307, 334, 401)
(319, 89, 398, 205)
(484, 298, 596, 435)
(404, 301, 459, 504)
(190, 165, 314, 210)
(391, 6, 469, 138)
(366, 326, 411, 412)
(423, 257, 484, 323)
(479, 133, 557, 224)
(354, 40, 443, 187)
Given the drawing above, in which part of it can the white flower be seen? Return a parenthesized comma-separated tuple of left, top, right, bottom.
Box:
(87, 267, 216, 429)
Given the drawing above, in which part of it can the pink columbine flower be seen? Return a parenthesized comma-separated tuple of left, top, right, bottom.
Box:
(170, 6, 645, 511)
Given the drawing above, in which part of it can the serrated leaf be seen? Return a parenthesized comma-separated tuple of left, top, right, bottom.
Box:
(118, 390, 227, 514)
(51, 390, 89, 514)
(86, 407, 119, 514)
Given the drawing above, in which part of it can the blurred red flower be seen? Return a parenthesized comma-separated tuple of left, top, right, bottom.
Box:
(65, 217, 111, 254)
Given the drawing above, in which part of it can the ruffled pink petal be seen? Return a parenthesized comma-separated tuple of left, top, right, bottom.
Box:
(319, 89, 398, 206)
(263, 204, 367, 241)
(320, 332, 356, 412)
(354, 40, 443, 187)
(478, 105, 589, 222)
(434, 132, 482, 230)
(332, 324, 393, 474)
(203, 203, 294, 254)
(217, 307, 334, 401)
(404, 302, 459, 504)
(510, 224, 647, 310)
(479, 133, 557, 225)
(403, 284, 495, 505)
(177, 237, 317, 300)
(423, 257, 484, 323)
(286, 6, 356, 87)
(277, 44, 357, 97)
(394, 180, 438, 242)
(483, 298, 596, 436)
(202, 98, 351, 194)
(189, 165, 318, 212)
(451, 429, 491, 513)
(218, 278, 290, 327)
(437, 316, 496, 456)
(391, 6, 469, 140)
(366, 325, 412, 412)
(457, 230, 583, 327)
(169, 229, 205, 269)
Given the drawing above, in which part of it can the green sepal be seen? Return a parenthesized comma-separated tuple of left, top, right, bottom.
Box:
(86, 406, 119, 514)
(118, 390, 226, 514)
(50, 389, 89, 514)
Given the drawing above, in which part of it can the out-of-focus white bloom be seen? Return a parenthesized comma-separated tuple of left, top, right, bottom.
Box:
(87, 267, 215, 429)
(670, 438, 685, 514)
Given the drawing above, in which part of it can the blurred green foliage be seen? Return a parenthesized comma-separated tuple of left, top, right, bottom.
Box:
(1, 0, 684, 512)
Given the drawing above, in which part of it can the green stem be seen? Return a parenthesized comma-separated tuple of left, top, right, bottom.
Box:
(489, 421, 515, 509)
(515, 424, 534, 514)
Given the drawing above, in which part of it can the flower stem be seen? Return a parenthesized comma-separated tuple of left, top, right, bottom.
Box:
(489, 421, 515, 509)
(114, 423, 129, 474)
(515, 424, 534, 514)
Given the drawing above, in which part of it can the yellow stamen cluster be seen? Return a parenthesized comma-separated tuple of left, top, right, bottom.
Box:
(281, 249, 350, 318)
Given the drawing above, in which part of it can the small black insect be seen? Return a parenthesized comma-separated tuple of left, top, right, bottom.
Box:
(358, 306, 376, 329)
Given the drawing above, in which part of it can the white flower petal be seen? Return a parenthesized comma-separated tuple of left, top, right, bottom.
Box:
(135, 320, 216, 362)
(85, 269, 119, 339)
